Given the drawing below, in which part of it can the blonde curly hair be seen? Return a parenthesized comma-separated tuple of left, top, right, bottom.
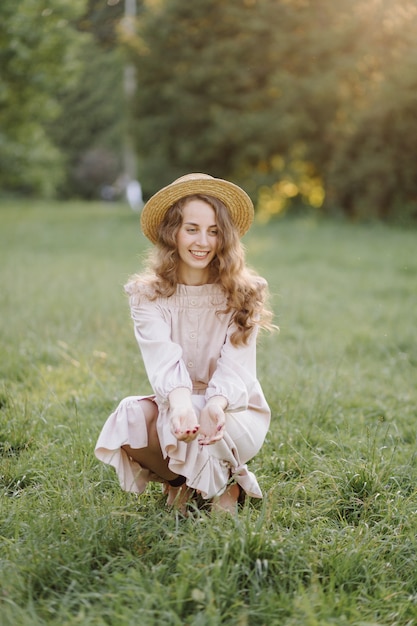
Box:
(131, 194, 275, 346)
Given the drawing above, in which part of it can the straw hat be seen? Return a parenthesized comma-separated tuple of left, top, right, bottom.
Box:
(140, 173, 254, 244)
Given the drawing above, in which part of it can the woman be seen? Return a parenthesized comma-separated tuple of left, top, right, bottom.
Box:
(95, 173, 274, 513)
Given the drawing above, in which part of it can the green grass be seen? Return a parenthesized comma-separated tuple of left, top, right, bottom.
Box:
(1, 199, 417, 625)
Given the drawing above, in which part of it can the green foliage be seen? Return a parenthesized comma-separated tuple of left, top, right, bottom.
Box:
(49, 39, 125, 198)
(76, 0, 125, 49)
(1, 201, 417, 624)
(0, 0, 86, 196)
(130, 0, 285, 196)
(0, 0, 126, 199)
(328, 38, 417, 221)
(129, 0, 417, 221)
(2, 0, 417, 213)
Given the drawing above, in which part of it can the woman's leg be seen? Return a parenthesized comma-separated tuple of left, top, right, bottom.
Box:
(121, 399, 179, 482)
(121, 399, 192, 514)
(212, 483, 240, 513)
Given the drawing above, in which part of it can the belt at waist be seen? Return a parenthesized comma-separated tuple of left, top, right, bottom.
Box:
(192, 381, 207, 394)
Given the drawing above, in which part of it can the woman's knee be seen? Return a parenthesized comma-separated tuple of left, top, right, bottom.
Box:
(122, 398, 159, 449)
(119, 397, 158, 427)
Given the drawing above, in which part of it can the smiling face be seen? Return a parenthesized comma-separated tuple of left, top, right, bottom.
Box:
(176, 198, 218, 285)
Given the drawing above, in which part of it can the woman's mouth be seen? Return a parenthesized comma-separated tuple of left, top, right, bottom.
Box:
(190, 250, 210, 260)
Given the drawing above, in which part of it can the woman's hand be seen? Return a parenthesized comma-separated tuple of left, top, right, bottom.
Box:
(170, 405, 200, 442)
(198, 396, 227, 446)
(169, 388, 200, 443)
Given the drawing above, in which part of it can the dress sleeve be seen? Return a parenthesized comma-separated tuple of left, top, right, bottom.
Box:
(205, 322, 260, 412)
(128, 294, 192, 406)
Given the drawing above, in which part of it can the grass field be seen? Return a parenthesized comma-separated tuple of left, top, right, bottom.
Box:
(1, 200, 417, 625)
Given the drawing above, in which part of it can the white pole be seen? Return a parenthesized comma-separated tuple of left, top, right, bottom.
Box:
(123, 0, 137, 183)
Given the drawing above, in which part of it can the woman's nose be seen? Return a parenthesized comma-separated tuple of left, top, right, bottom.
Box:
(197, 231, 208, 245)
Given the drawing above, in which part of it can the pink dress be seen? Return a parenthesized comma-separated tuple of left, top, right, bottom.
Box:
(95, 280, 270, 500)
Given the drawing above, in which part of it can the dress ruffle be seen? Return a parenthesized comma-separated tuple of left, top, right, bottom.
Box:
(95, 395, 264, 499)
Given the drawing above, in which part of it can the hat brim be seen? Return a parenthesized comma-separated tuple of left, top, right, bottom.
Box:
(140, 176, 254, 244)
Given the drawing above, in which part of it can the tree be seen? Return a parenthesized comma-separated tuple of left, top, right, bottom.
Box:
(0, 0, 86, 196)
(76, 0, 125, 49)
(130, 0, 417, 220)
(49, 38, 125, 198)
(129, 0, 287, 197)
(326, 1, 417, 219)
(50, 0, 143, 198)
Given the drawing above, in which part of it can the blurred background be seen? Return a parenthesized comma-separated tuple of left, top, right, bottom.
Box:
(1, 0, 417, 222)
